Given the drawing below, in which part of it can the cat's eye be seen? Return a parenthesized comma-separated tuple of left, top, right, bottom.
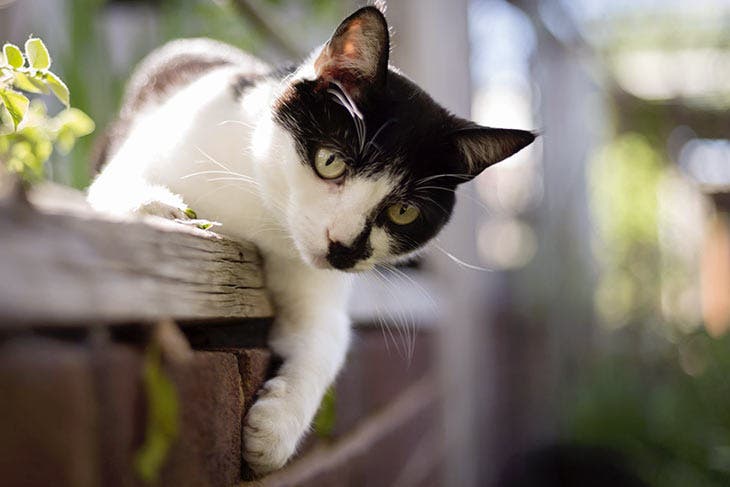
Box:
(387, 203, 420, 225)
(314, 148, 347, 180)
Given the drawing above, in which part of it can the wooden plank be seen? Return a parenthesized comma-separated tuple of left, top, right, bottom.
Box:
(0, 185, 273, 326)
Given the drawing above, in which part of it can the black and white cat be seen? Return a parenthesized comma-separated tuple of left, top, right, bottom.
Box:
(88, 5, 535, 475)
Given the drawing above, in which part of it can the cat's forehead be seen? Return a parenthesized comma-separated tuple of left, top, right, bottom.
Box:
(274, 69, 459, 184)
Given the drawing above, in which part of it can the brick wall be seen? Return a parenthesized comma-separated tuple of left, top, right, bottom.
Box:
(0, 323, 441, 487)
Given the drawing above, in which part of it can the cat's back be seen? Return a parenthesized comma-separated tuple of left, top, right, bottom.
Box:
(121, 38, 270, 116)
(93, 38, 270, 171)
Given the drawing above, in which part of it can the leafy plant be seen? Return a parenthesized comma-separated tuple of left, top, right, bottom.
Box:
(135, 342, 180, 484)
(313, 386, 336, 438)
(0, 37, 93, 182)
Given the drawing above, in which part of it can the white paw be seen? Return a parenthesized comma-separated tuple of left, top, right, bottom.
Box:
(243, 377, 304, 475)
(137, 200, 190, 220)
(137, 201, 221, 230)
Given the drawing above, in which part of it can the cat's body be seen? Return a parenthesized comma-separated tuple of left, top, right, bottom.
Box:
(88, 6, 535, 475)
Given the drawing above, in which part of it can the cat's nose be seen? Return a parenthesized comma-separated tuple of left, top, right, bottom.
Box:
(325, 227, 372, 270)
(326, 241, 359, 270)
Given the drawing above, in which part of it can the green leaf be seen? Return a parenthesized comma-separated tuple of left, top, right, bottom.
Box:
(3, 44, 24, 69)
(0, 88, 29, 129)
(196, 222, 213, 230)
(55, 108, 95, 136)
(12, 71, 49, 94)
(24, 38, 51, 70)
(44, 71, 69, 106)
(313, 387, 336, 438)
(0, 104, 13, 135)
(56, 127, 76, 154)
(134, 344, 179, 484)
(184, 207, 198, 219)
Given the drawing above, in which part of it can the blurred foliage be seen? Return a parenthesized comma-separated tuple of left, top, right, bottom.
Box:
(135, 342, 180, 484)
(0, 37, 94, 182)
(313, 386, 336, 439)
(579, 12, 729, 481)
(590, 133, 665, 329)
(564, 331, 730, 487)
(49, 0, 340, 189)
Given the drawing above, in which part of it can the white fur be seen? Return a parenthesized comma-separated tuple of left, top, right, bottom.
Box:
(88, 57, 402, 474)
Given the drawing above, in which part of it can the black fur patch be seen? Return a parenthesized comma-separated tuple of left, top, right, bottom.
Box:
(274, 70, 465, 259)
(327, 225, 373, 269)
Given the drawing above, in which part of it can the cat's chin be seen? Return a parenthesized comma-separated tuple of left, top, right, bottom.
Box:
(306, 253, 331, 270)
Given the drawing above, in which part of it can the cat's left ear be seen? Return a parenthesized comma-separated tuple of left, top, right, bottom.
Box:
(451, 125, 537, 180)
(314, 6, 389, 98)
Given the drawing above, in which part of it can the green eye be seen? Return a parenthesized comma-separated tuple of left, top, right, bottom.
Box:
(387, 203, 420, 225)
(314, 148, 347, 180)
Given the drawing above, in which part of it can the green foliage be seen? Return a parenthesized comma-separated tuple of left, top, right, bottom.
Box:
(1, 100, 93, 181)
(24, 38, 51, 70)
(313, 386, 336, 438)
(564, 332, 730, 487)
(0, 36, 92, 182)
(590, 133, 665, 327)
(135, 343, 180, 484)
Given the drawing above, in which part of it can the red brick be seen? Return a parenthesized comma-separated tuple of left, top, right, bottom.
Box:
(235, 348, 272, 413)
(91, 342, 145, 487)
(0, 337, 100, 487)
(160, 351, 243, 487)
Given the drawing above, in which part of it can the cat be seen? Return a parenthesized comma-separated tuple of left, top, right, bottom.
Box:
(87, 5, 536, 475)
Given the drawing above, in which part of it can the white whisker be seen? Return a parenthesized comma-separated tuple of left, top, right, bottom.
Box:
(433, 243, 495, 272)
(218, 119, 257, 129)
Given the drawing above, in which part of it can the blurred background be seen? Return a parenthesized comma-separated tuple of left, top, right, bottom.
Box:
(2, 0, 730, 486)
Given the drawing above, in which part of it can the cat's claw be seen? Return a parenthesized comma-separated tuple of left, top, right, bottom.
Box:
(137, 201, 220, 230)
(243, 377, 302, 475)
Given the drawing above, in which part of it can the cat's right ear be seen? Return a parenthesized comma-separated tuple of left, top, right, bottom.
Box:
(451, 125, 537, 180)
(313, 6, 389, 99)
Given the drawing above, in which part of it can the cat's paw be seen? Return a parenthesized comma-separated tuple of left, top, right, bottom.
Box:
(137, 201, 221, 230)
(243, 377, 302, 475)
(137, 200, 191, 220)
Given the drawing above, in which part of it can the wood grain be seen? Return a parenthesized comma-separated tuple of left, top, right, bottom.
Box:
(0, 184, 273, 326)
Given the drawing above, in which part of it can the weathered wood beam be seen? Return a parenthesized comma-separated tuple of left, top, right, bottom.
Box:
(0, 184, 273, 326)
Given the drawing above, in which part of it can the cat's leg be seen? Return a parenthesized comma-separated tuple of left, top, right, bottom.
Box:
(243, 254, 352, 474)
(87, 171, 190, 220)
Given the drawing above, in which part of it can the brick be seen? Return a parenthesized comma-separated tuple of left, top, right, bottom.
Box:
(160, 351, 244, 487)
(91, 342, 145, 487)
(234, 348, 272, 413)
(0, 337, 100, 487)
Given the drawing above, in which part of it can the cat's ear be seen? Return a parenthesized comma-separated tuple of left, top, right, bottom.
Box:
(314, 6, 389, 97)
(451, 126, 536, 180)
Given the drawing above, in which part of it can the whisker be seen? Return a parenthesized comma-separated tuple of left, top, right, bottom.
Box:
(372, 266, 416, 363)
(217, 119, 257, 129)
(432, 242, 495, 272)
(329, 80, 363, 120)
(413, 186, 494, 216)
(372, 267, 409, 358)
(378, 265, 425, 362)
(181, 170, 258, 184)
(327, 81, 366, 154)
(414, 173, 473, 186)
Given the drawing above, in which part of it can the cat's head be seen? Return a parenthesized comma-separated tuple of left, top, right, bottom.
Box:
(259, 6, 535, 271)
